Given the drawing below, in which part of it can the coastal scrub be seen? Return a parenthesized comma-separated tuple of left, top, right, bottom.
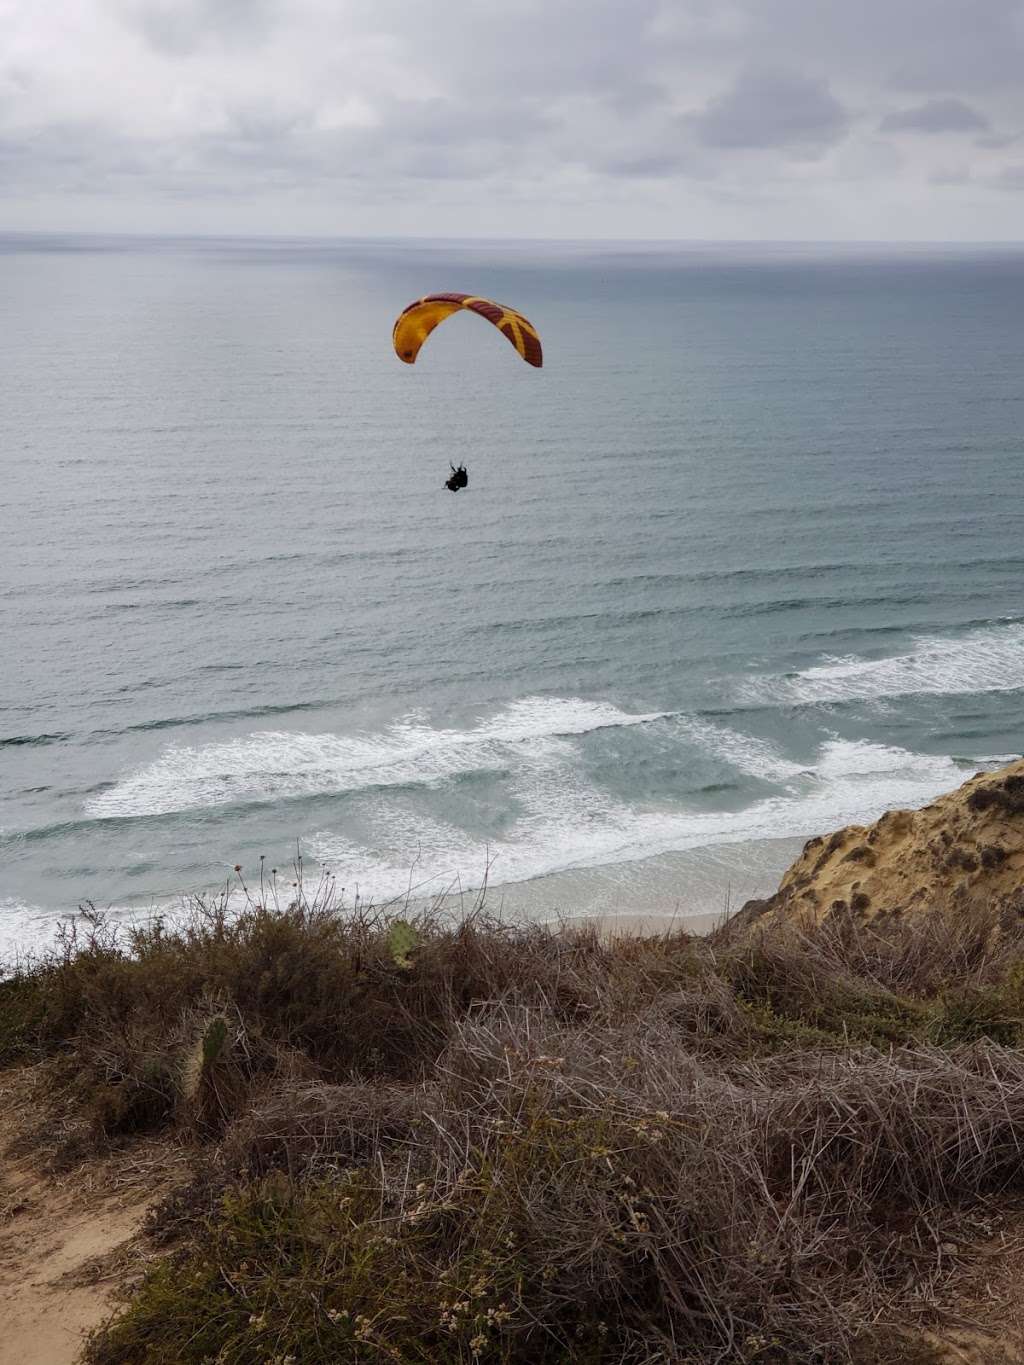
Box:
(4, 887, 1024, 1361)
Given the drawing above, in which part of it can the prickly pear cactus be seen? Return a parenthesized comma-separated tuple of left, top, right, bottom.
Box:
(202, 1015, 229, 1067)
(181, 1014, 230, 1104)
(387, 920, 418, 970)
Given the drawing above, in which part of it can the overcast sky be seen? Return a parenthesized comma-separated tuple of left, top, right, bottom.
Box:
(3, 0, 1024, 239)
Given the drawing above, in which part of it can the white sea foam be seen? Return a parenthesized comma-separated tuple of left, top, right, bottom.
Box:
(676, 718, 807, 782)
(0, 898, 64, 965)
(79, 693, 1006, 921)
(738, 622, 1024, 706)
(308, 738, 973, 905)
(0, 894, 241, 968)
(86, 697, 669, 820)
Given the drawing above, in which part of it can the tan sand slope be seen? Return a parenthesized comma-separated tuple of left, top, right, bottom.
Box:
(0, 1069, 178, 1365)
(0, 1162, 146, 1365)
(735, 756, 1024, 929)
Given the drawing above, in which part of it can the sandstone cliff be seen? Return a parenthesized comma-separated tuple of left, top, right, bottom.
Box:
(735, 756, 1024, 931)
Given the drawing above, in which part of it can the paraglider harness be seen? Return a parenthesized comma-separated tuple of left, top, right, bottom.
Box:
(445, 462, 468, 492)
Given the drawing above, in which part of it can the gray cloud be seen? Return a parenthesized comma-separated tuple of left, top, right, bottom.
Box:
(114, 0, 278, 55)
(600, 152, 686, 178)
(693, 68, 848, 152)
(722, 0, 1024, 94)
(880, 97, 989, 133)
(977, 131, 1024, 149)
(383, 99, 554, 150)
(929, 166, 971, 185)
(345, 0, 666, 100)
(2, 0, 1024, 237)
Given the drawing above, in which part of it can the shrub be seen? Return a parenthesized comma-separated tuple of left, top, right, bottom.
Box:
(7, 891, 1024, 1361)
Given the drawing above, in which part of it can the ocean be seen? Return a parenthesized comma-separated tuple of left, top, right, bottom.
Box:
(2, 234, 1023, 954)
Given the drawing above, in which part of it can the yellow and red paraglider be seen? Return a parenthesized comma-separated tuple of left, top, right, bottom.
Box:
(392, 293, 543, 369)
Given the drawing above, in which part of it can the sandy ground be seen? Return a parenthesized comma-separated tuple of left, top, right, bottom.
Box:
(0, 1165, 145, 1365)
(0, 1069, 179, 1365)
(542, 908, 728, 937)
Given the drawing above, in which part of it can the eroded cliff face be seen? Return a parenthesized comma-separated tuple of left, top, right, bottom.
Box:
(735, 758, 1024, 930)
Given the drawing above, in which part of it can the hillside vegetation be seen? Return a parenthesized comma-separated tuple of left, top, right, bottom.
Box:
(4, 866, 1024, 1363)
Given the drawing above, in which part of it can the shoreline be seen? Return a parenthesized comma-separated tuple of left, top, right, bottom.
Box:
(539, 908, 730, 937)
(0, 832, 809, 961)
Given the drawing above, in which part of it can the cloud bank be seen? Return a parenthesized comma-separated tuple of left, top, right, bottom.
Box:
(2, 0, 1024, 237)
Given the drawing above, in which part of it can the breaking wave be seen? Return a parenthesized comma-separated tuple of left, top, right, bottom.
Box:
(308, 737, 970, 903)
(85, 698, 670, 820)
(738, 622, 1024, 706)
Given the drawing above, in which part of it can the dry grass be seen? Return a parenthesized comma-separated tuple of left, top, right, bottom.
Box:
(5, 882, 1024, 1362)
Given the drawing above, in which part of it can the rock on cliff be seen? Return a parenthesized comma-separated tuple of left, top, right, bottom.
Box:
(734, 757, 1024, 931)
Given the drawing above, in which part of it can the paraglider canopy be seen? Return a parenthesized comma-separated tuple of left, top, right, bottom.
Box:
(393, 293, 543, 369)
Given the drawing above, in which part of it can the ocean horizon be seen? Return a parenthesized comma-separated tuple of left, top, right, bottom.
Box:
(2, 231, 1022, 955)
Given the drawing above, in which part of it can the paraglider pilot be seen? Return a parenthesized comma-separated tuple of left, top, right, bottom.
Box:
(445, 462, 468, 492)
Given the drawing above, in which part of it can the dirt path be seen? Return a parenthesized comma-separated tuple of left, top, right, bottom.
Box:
(0, 1162, 150, 1364)
(0, 1069, 180, 1365)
